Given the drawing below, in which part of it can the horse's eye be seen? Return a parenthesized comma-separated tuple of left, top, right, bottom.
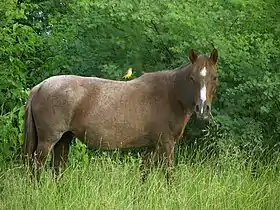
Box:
(213, 76, 217, 81)
(190, 75, 195, 81)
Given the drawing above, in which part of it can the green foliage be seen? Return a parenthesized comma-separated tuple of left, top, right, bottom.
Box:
(0, 105, 25, 161)
(1, 0, 280, 161)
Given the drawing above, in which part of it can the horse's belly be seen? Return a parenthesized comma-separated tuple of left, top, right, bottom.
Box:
(77, 130, 151, 150)
(72, 108, 155, 149)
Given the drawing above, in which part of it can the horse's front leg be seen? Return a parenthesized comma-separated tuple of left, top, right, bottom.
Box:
(157, 137, 176, 184)
(140, 148, 155, 183)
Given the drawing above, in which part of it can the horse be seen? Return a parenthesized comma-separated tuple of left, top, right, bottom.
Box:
(23, 48, 218, 182)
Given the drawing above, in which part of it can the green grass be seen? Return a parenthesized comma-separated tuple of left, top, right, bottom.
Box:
(0, 150, 280, 210)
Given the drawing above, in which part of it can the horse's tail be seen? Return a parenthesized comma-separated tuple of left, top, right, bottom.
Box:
(23, 86, 40, 167)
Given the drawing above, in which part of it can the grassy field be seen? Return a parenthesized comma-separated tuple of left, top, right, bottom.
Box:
(0, 148, 280, 210)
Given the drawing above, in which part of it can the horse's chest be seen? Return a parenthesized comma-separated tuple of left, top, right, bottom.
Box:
(176, 113, 192, 140)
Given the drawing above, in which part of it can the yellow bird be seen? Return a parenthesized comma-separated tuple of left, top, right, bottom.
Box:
(123, 68, 133, 79)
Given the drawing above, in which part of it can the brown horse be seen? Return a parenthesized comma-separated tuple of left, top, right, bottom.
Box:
(23, 48, 218, 182)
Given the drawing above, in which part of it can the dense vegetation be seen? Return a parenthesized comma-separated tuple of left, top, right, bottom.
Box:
(1, 0, 280, 209)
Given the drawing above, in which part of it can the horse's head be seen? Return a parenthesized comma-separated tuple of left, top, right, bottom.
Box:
(175, 48, 218, 120)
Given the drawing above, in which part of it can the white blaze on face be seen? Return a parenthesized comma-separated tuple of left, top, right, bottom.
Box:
(200, 67, 207, 114)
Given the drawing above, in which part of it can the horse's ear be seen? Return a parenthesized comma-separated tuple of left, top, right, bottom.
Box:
(188, 49, 198, 64)
(210, 48, 218, 64)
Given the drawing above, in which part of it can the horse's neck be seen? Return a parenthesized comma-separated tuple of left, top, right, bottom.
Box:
(170, 64, 195, 115)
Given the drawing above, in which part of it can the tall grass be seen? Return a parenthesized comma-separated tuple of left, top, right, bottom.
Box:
(0, 145, 280, 210)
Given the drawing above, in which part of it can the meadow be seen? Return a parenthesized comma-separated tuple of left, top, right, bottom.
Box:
(1, 143, 280, 210)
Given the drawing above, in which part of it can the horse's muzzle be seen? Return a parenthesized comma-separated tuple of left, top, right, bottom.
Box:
(194, 103, 211, 120)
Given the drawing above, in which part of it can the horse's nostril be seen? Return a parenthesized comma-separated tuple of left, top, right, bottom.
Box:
(206, 105, 210, 112)
(195, 105, 200, 112)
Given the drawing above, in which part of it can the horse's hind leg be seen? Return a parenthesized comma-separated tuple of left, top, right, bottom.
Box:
(50, 131, 73, 179)
(33, 142, 53, 181)
(33, 132, 62, 181)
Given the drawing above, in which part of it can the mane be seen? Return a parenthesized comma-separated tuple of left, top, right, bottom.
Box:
(169, 62, 192, 79)
(131, 62, 193, 84)
(172, 63, 191, 71)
